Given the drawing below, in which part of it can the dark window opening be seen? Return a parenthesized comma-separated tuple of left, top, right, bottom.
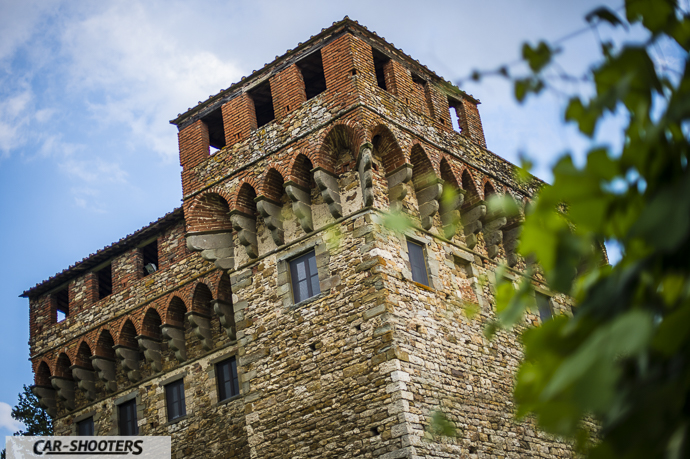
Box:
(412, 74, 433, 115)
(448, 98, 463, 133)
(248, 80, 275, 128)
(142, 240, 158, 276)
(118, 399, 138, 436)
(77, 417, 94, 436)
(296, 50, 327, 100)
(536, 293, 552, 321)
(408, 240, 430, 286)
(290, 250, 320, 303)
(217, 357, 239, 402)
(200, 108, 226, 152)
(372, 48, 390, 91)
(97, 265, 112, 300)
(55, 287, 69, 322)
(165, 379, 186, 422)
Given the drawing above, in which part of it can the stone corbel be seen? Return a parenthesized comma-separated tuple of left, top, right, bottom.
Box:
(136, 335, 162, 373)
(186, 231, 234, 270)
(31, 385, 57, 417)
(357, 142, 375, 207)
(50, 376, 75, 411)
(255, 196, 284, 246)
(415, 177, 443, 230)
(285, 181, 313, 233)
(212, 299, 236, 340)
(113, 345, 141, 383)
(186, 311, 214, 351)
(161, 324, 187, 362)
(230, 210, 258, 259)
(90, 356, 117, 392)
(386, 164, 413, 212)
(70, 365, 97, 401)
(483, 210, 508, 259)
(461, 202, 486, 249)
(440, 187, 465, 238)
(503, 216, 523, 267)
(312, 167, 342, 218)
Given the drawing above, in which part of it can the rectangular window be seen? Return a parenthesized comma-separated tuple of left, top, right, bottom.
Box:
(290, 250, 320, 303)
(536, 293, 552, 321)
(248, 80, 275, 128)
(407, 240, 430, 286)
(55, 287, 69, 323)
(118, 399, 138, 436)
(142, 240, 158, 276)
(97, 264, 112, 300)
(77, 417, 94, 436)
(165, 379, 186, 422)
(216, 357, 239, 402)
(448, 97, 463, 133)
(296, 50, 327, 100)
(372, 48, 390, 91)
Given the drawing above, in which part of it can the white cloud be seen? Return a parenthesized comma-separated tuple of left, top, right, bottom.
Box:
(0, 401, 23, 433)
(60, 158, 128, 184)
(0, 86, 34, 157)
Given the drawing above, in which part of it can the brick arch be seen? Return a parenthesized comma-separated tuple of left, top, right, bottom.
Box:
(410, 144, 437, 190)
(192, 282, 214, 315)
(317, 123, 363, 173)
(370, 124, 407, 175)
(95, 328, 116, 359)
(186, 191, 233, 234)
(288, 153, 315, 189)
(260, 168, 287, 202)
(141, 307, 163, 340)
(217, 272, 232, 303)
(439, 157, 460, 188)
(117, 319, 139, 348)
(74, 340, 93, 370)
(230, 181, 258, 216)
(460, 168, 481, 209)
(483, 178, 499, 200)
(164, 295, 188, 328)
(55, 352, 72, 379)
(35, 360, 52, 387)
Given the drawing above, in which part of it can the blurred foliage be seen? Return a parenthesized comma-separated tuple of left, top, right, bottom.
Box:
(485, 0, 690, 456)
(426, 410, 458, 439)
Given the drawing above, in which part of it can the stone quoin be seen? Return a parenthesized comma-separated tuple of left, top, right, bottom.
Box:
(22, 17, 576, 458)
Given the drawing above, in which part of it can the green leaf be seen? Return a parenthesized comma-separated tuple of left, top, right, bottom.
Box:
(585, 7, 628, 29)
(522, 41, 553, 73)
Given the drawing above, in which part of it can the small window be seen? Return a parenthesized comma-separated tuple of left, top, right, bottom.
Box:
(165, 379, 186, 422)
(200, 109, 226, 151)
(142, 240, 158, 276)
(216, 357, 239, 402)
(97, 264, 112, 300)
(248, 80, 275, 128)
(372, 48, 390, 91)
(55, 288, 69, 322)
(536, 293, 552, 321)
(296, 50, 327, 100)
(448, 98, 463, 133)
(118, 399, 138, 436)
(290, 250, 320, 303)
(407, 240, 430, 286)
(77, 417, 94, 436)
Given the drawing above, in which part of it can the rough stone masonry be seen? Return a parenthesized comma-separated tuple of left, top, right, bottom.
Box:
(22, 17, 577, 459)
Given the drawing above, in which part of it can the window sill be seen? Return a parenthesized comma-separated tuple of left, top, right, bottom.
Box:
(215, 394, 242, 408)
(292, 292, 326, 309)
(164, 414, 190, 427)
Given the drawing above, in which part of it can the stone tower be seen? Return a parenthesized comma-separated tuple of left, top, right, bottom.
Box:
(23, 17, 574, 458)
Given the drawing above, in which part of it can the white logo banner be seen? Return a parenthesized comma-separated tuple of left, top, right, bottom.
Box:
(6, 436, 171, 459)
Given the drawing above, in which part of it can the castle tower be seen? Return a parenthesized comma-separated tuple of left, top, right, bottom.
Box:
(23, 18, 574, 458)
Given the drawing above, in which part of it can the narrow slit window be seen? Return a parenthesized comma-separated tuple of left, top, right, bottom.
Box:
(248, 80, 275, 128)
(55, 287, 69, 323)
(77, 417, 94, 436)
(165, 379, 186, 422)
(97, 264, 112, 300)
(216, 357, 239, 402)
(289, 250, 320, 303)
(118, 399, 138, 436)
(372, 48, 390, 91)
(296, 50, 327, 100)
(536, 293, 552, 321)
(407, 240, 430, 286)
(448, 98, 463, 133)
(142, 240, 158, 276)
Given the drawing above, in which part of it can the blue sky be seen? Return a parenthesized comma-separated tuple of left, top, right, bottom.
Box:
(1, 0, 681, 446)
